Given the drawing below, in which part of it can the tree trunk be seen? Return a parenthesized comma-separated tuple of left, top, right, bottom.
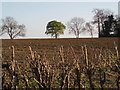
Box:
(9, 34, 13, 39)
(76, 31, 79, 38)
(55, 34, 58, 39)
(98, 17, 101, 37)
(90, 32, 93, 38)
(76, 35, 79, 38)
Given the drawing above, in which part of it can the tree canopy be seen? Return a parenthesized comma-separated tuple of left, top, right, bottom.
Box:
(0, 17, 26, 39)
(45, 20, 66, 38)
(67, 17, 85, 38)
(84, 22, 95, 38)
(92, 9, 113, 37)
(100, 15, 120, 37)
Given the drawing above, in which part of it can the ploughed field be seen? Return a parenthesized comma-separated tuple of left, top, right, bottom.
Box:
(2, 38, 119, 63)
(2, 38, 120, 88)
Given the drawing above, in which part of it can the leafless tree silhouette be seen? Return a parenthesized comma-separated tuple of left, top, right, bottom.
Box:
(67, 17, 85, 38)
(0, 17, 26, 39)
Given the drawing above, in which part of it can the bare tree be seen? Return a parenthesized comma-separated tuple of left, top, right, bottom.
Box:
(67, 17, 85, 38)
(84, 22, 95, 38)
(0, 17, 26, 39)
(92, 9, 113, 37)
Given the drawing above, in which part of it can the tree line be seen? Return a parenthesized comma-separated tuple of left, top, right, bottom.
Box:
(0, 8, 120, 39)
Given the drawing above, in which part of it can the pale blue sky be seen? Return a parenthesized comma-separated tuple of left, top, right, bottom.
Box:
(1, 2, 118, 38)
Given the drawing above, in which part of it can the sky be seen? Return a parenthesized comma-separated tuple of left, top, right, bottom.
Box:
(1, 1, 119, 39)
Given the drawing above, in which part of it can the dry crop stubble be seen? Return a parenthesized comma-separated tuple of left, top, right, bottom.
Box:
(2, 38, 120, 88)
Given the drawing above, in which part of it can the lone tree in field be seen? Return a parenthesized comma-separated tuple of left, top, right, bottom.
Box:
(45, 20, 66, 38)
(0, 17, 25, 39)
(92, 8, 113, 37)
(67, 17, 85, 38)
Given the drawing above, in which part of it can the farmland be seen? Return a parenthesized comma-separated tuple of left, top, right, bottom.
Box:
(2, 38, 120, 89)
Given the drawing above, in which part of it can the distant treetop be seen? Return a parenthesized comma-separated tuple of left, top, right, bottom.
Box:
(45, 20, 66, 39)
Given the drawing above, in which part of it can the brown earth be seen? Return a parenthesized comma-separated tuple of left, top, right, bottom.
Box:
(1, 38, 120, 88)
(2, 38, 120, 63)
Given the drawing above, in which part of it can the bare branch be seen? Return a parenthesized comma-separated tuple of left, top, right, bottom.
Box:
(1, 17, 26, 39)
(67, 17, 85, 38)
